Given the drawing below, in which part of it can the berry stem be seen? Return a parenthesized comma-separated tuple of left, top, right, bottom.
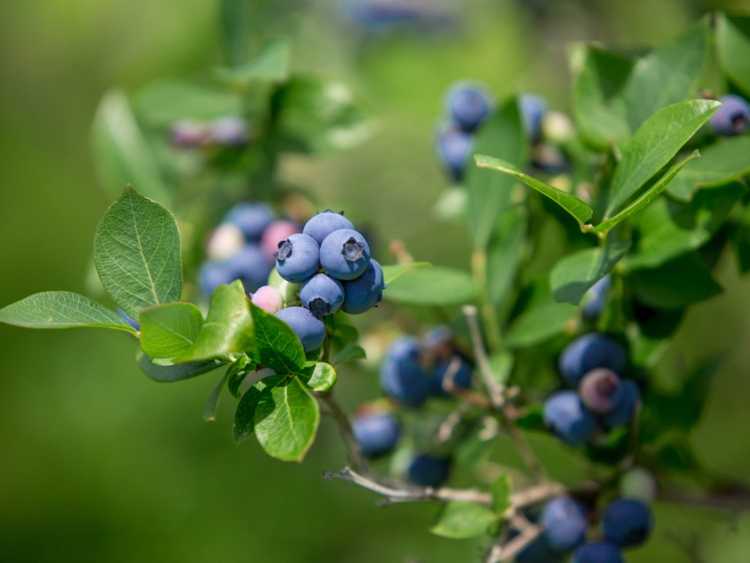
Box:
(471, 249, 502, 353)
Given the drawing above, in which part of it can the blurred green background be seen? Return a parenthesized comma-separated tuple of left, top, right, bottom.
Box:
(3, 1, 750, 561)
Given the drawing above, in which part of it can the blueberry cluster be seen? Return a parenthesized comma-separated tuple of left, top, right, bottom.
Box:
(380, 328, 473, 408)
(435, 84, 572, 183)
(199, 203, 299, 298)
(273, 211, 385, 352)
(171, 116, 250, 148)
(513, 495, 653, 563)
(710, 94, 750, 136)
(544, 333, 639, 446)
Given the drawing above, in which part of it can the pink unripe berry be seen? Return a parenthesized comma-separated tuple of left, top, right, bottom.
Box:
(261, 220, 300, 261)
(251, 285, 283, 313)
(579, 368, 622, 414)
(206, 224, 245, 260)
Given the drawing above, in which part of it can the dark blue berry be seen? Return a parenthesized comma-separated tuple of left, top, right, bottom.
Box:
(276, 306, 326, 352)
(603, 499, 653, 548)
(226, 244, 273, 292)
(353, 412, 401, 458)
(224, 203, 275, 241)
(446, 82, 491, 133)
(275, 233, 320, 283)
(559, 333, 627, 387)
(540, 496, 588, 552)
(341, 259, 385, 313)
(582, 275, 611, 320)
(406, 454, 451, 487)
(603, 380, 640, 428)
(319, 229, 371, 280)
(573, 542, 624, 563)
(303, 211, 355, 245)
(710, 94, 750, 136)
(380, 337, 430, 407)
(435, 125, 473, 183)
(430, 357, 473, 396)
(300, 273, 345, 317)
(520, 93, 547, 143)
(544, 391, 596, 446)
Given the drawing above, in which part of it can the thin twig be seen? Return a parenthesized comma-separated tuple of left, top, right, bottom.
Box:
(436, 403, 470, 443)
(485, 512, 542, 562)
(463, 305, 505, 408)
(325, 466, 564, 509)
(318, 393, 367, 471)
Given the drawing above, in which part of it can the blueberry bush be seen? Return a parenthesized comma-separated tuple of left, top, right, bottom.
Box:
(4, 6, 750, 562)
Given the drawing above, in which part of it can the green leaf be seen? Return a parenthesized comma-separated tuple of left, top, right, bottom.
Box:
(667, 136, 750, 201)
(384, 266, 476, 306)
(303, 362, 337, 392)
(571, 44, 634, 149)
(626, 185, 741, 271)
(184, 281, 254, 361)
(233, 379, 272, 443)
(133, 80, 243, 128)
(595, 150, 701, 235)
(475, 154, 593, 228)
(250, 302, 305, 373)
(381, 262, 431, 285)
(91, 90, 170, 205)
(488, 352, 514, 388)
(515, 405, 546, 432)
(490, 475, 511, 516)
(254, 376, 320, 462)
(431, 501, 499, 539)
(629, 252, 722, 309)
(623, 21, 709, 131)
(332, 343, 367, 365)
(550, 231, 631, 305)
(465, 97, 526, 248)
(505, 301, 578, 348)
(0, 291, 135, 334)
(716, 14, 750, 97)
(227, 354, 254, 398)
(487, 207, 526, 305)
(94, 188, 182, 319)
(606, 100, 719, 215)
(203, 372, 228, 422)
(137, 353, 221, 383)
(139, 303, 203, 360)
(216, 39, 291, 87)
(220, 0, 252, 67)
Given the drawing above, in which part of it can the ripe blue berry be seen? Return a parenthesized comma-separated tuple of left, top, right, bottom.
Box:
(435, 125, 474, 182)
(516, 535, 565, 563)
(430, 357, 473, 396)
(275, 233, 320, 283)
(422, 325, 455, 360)
(559, 333, 627, 387)
(341, 259, 385, 314)
(446, 82, 491, 133)
(225, 203, 275, 241)
(579, 369, 623, 414)
(582, 275, 611, 320)
(544, 391, 596, 445)
(603, 380, 640, 428)
(353, 412, 401, 458)
(303, 210, 355, 245)
(710, 94, 750, 136)
(520, 93, 548, 142)
(199, 260, 236, 297)
(602, 499, 653, 548)
(540, 496, 588, 552)
(406, 454, 451, 487)
(319, 229, 371, 280)
(276, 306, 326, 352)
(380, 337, 430, 407)
(573, 542, 624, 563)
(226, 244, 273, 292)
(300, 273, 345, 317)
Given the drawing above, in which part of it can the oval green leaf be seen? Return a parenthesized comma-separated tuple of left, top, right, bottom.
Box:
(384, 266, 476, 306)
